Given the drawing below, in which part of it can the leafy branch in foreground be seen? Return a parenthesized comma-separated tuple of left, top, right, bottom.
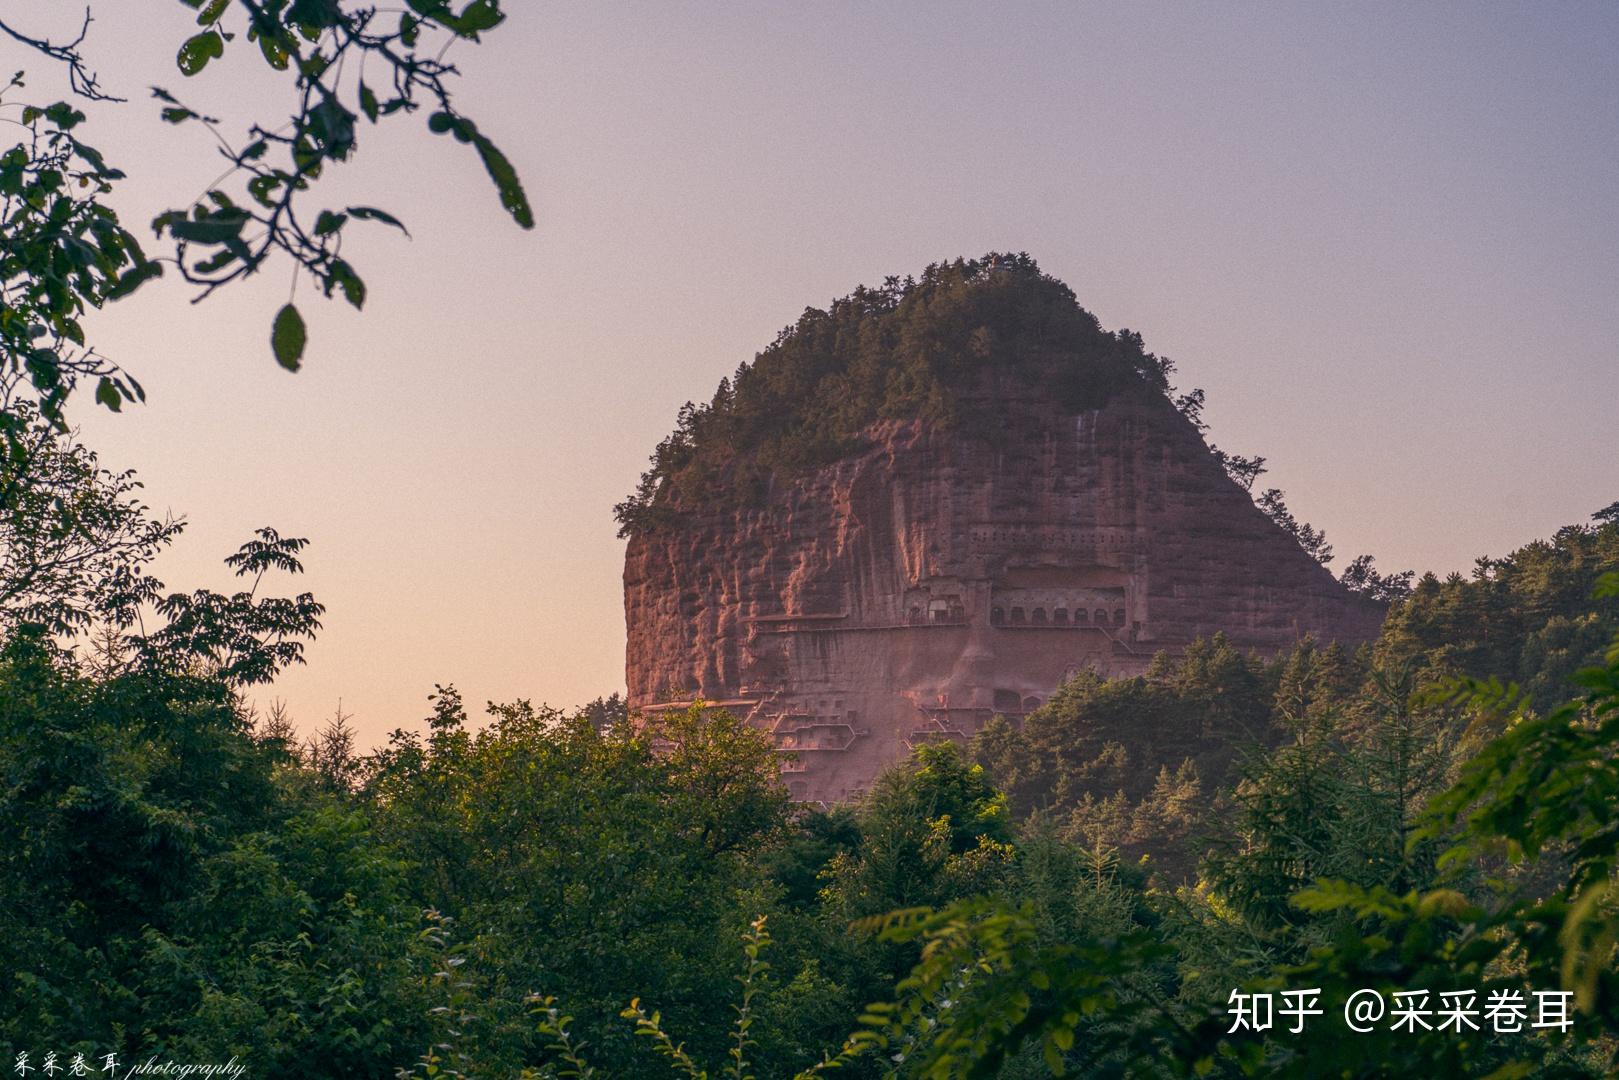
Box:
(0, 7, 121, 102)
(1, 1, 531, 418)
(150, 0, 533, 373)
(0, 77, 157, 430)
(529, 998, 600, 1080)
(846, 901, 1175, 1078)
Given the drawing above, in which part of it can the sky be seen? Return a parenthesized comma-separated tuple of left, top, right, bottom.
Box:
(6, 2, 1617, 748)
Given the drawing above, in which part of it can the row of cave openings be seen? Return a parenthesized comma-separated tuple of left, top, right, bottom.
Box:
(904, 599, 1128, 628)
(992, 604, 1125, 627)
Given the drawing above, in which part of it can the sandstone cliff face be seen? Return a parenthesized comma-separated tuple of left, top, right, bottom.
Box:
(624, 387, 1384, 804)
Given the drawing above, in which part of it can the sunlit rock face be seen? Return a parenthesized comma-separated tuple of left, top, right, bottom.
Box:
(623, 387, 1384, 805)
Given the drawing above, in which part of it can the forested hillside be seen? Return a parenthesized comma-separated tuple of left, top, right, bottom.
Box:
(614, 254, 1177, 535)
(5, 506, 1618, 1077)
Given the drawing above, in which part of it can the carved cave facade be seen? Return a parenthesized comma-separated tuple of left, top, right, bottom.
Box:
(624, 397, 1385, 804)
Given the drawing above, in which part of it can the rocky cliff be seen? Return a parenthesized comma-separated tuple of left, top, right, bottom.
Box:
(622, 256, 1385, 803)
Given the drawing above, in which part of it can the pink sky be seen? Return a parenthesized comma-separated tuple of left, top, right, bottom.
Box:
(8, 2, 1615, 747)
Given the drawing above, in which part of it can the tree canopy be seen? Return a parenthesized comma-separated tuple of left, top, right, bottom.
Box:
(614, 254, 1178, 536)
(6, 508, 1619, 1077)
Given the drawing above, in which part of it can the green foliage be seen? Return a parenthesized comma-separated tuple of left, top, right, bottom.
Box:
(136, 527, 325, 687)
(819, 742, 1015, 923)
(1199, 663, 1457, 948)
(1377, 509, 1619, 709)
(1423, 572, 1619, 902)
(3, 517, 321, 687)
(396, 910, 503, 1080)
(359, 697, 815, 1074)
(863, 584, 1619, 1077)
(0, 632, 432, 1075)
(974, 634, 1275, 880)
(1338, 553, 1416, 602)
(8, 454, 1618, 1079)
(0, 76, 155, 430)
(1225, 616, 1619, 1076)
(842, 898, 1172, 1079)
(0, 404, 183, 636)
(618, 916, 783, 1080)
(530, 995, 603, 1080)
(0, 410, 321, 684)
(615, 254, 1178, 536)
(524, 918, 876, 1080)
(149, 0, 532, 361)
(1, 1, 529, 420)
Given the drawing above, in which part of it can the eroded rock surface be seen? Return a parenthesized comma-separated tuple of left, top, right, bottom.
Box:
(624, 388, 1383, 804)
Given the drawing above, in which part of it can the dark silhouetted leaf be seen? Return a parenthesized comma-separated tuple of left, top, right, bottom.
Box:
(472, 133, 534, 229)
(177, 31, 225, 76)
(95, 377, 123, 411)
(272, 304, 306, 371)
(346, 206, 409, 235)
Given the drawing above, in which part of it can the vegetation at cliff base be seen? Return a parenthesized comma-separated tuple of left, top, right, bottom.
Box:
(5, 492, 1619, 1077)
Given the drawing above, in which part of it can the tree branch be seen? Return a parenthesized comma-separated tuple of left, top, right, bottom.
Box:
(0, 9, 124, 102)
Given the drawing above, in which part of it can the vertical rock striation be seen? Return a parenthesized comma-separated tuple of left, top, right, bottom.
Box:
(622, 257, 1385, 803)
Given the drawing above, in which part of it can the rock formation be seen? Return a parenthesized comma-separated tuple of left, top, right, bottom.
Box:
(622, 256, 1385, 803)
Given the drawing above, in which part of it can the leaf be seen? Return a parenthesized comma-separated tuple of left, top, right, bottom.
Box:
(44, 103, 85, 130)
(196, 0, 230, 23)
(257, 32, 290, 70)
(247, 174, 284, 207)
(347, 205, 410, 235)
(105, 261, 163, 300)
(327, 260, 366, 310)
(168, 215, 248, 244)
(192, 248, 241, 274)
(454, 0, 505, 34)
(472, 132, 534, 229)
(272, 304, 306, 371)
(96, 377, 123, 412)
(1595, 571, 1619, 600)
(177, 31, 226, 76)
(314, 210, 348, 236)
(359, 83, 379, 123)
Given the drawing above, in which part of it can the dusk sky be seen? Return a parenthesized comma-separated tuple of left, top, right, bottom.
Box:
(12, 2, 1615, 746)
